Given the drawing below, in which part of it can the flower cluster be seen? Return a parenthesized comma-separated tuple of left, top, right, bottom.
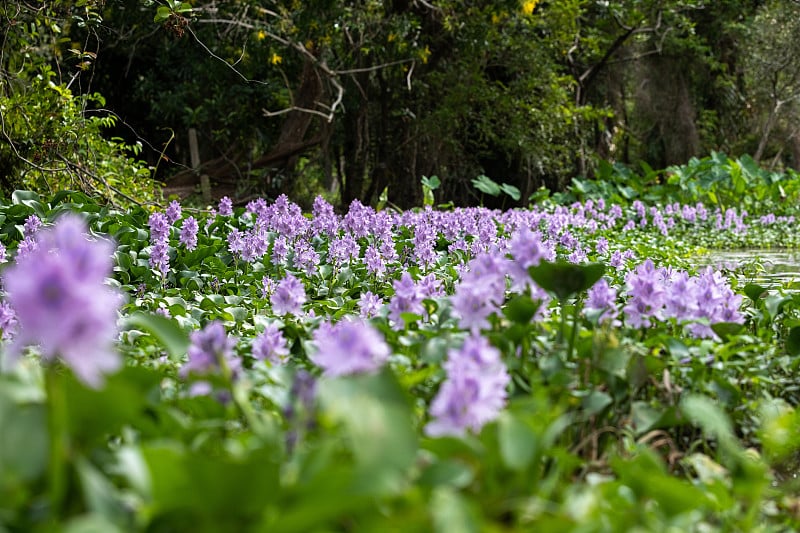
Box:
(2, 215, 122, 387)
(148, 212, 171, 277)
(623, 260, 743, 338)
(310, 319, 390, 377)
(180, 321, 240, 392)
(425, 334, 510, 437)
(270, 273, 307, 316)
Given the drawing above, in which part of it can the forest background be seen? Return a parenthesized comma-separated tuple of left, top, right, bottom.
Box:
(1, 0, 800, 209)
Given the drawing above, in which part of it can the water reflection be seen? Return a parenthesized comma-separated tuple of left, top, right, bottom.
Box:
(692, 250, 800, 289)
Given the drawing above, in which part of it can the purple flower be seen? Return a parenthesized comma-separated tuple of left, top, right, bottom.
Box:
(311, 196, 339, 236)
(252, 323, 290, 364)
(271, 235, 289, 266)
(310, 319, 390, 377)
(262, 276, 276, 299)
(15, 236, 38, 261)
(149, 239, 170, 277)
(180, 321, 239, 378)
(165, 200, 182, 224)
(451, 252, 509, 332)
(388, 271, 425, 328)
(329, 235, 359, 267)
(451, 281, 498, 333)
(292, 238, 321, 277)
(595, 237, 609, 256)
(418, 273, 444, 298)
(179, 216, 198, 250)
(218, 196, 234, 216)
(23, 214, 42, 236)
(271, 273, 307, 316)
(148, 212, 170, 242)
(0, 301, 17, 340)
(227, 229, 245, 257)
(623, 260, 665, 328)
(2, 214, 122, 387)
(358, 291, 384, 319)
(365, 243, 386, 277)
(0, 241, 6, 263)
(585, 278, 619, 324)
(425, 334, 510, 437)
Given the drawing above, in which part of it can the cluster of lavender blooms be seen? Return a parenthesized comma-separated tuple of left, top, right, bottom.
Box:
(180, 321, 240, 397)
(143, 193, 786, 306)
(1, 215, 123, 387)
(148, 211, 171, 278)
(15, 214, 42, 260)
(425, 334, 510, 437)
(137, 194, 757, 434)
(310, 319, 390, 377)
(619, 259, 743, 338)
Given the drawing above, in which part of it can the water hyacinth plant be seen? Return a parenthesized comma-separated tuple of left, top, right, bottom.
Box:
(0, 187, 798, 531)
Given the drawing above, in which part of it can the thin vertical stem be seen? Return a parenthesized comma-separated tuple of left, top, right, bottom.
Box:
(45, 366, 68, 519)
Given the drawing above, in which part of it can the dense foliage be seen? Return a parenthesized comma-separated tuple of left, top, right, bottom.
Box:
(0, 2, 162, 206)
(3, 1, 800, 207)
(1, 187, 800, 531)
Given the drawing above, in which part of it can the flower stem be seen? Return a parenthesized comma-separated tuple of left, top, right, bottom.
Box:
(45, 366, 69, 518)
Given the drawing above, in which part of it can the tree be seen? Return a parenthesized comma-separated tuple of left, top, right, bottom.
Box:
(742, 0, 800, 167)
(0, 0, 160, 205)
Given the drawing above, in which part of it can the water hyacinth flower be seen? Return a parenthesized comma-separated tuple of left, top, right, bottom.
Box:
(15, 236, 38, 261)
(148, 212, 170, 242)
(271, 273, 307, 316)
(425, 333, 510, 437)
(585, 278, 619, 325)
(180, 321, 240, 379)
(179, 216, 199, 250)
(388, 271, 425, 328)
(23, 214, 42, 236)
(165, 200, 182, 224)
(0, 301, 17, 340)
(218, 196, 234, 216)
(358, 291, 383, 319)
(2, 214, 122, 387)
(149, 239, 170, 278)
(252, 323, 290, 364)
(310, 319, 390, 377)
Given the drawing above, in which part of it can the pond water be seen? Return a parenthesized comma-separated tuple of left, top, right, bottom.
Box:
(691, 250, 800, 289)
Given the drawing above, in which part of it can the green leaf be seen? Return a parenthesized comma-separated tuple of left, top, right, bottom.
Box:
(680, 394, 734, 443)
(122, 311, 189, 360)
(499, 183, 521, 201)
(317, 370, 417, 495)
(154, 6, 171, 23)
(528, 261, 606, 300)
(497, 411, 537, 470)
(11, 190, 47, 216)
(141, 443, 280, 523)
(76, 456, 129, 526)
(785, 326, 800, 356)
(431, 487, 480, 533)
(711, 322, 745, 342)
(503, 294, 541, 324)
(418, 459, 474, 488)
(421, 175, 441, 190)
(471, 175, 501, 196)
(582, 390, 613, 416)
(743, 283, 767, 303)
(765, 294, 792, 321)
(64, 366, 163, 446)
(0, 386, 48, 485)
(11, 190, 41, 206)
